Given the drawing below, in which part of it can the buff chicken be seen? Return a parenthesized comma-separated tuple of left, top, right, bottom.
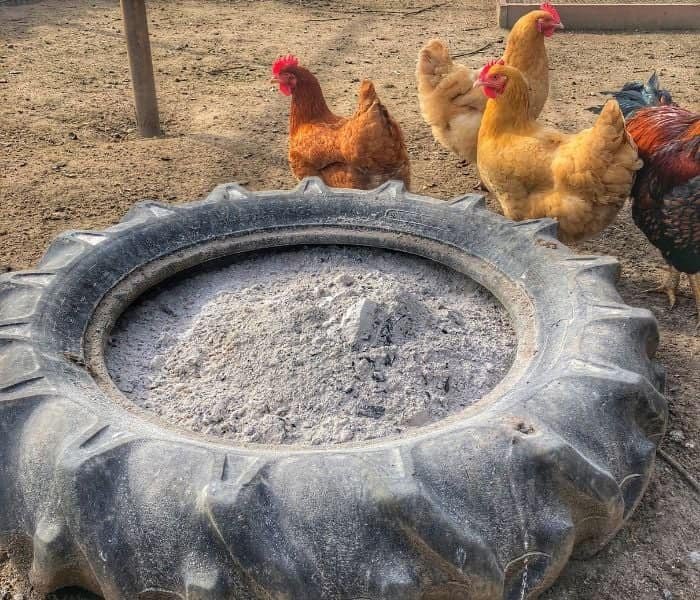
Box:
(475, 60, 642, 243)
(416, 3, 563, 164)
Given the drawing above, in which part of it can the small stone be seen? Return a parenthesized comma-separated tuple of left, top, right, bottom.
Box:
(337, 273, 355, 286)
(202, 413, 223, 426)
(337, 430, 354, 443)
(357, 404, 385, 419)
(372, 370, 387, 382)
(354, 358, 373, 380)
(341, 298, 380, 350)
(662, 590, 673, 600)
(668, 430, 685, 443)
(403, 409, 431, 427)
(688, 550, 700, 565)
(206, 424, 223, 436)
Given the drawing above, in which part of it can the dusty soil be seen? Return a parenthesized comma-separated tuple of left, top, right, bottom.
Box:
(106, 246, 515, 445)
(0, 0, 698, 598)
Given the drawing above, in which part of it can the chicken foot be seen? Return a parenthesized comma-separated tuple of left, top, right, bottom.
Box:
(644, 266, 681, 308)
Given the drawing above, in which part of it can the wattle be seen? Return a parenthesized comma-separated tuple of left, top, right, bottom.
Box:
(280, 83, 292, 96)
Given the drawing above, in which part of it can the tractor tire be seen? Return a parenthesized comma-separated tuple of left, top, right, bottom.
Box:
(0, 178, 666, 600)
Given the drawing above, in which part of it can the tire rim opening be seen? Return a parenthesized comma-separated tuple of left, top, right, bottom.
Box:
(104, 245, 517, 446)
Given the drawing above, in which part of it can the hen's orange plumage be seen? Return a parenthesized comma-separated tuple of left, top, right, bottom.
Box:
(475, 63, 641, 243)
(272, 56, 410, 190)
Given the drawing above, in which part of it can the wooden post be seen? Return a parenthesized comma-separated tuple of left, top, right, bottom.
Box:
(120, 0, 161, 137)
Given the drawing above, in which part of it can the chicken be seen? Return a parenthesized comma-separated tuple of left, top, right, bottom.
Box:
(475, 61, 642, 243)
(588, 72, 675, 119)
(626, 105, 700, 323)
(271, 54, 410, 190)
(416, 3, 563, 163)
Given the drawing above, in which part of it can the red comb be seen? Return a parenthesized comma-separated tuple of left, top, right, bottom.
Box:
(272, 54, 299, 76)
(540, 2, 561, 22)
(479, 58, 505, 79)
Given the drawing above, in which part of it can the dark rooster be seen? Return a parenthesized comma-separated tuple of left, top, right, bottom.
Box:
(588, 72, 675, 118)
(626, 105, 700, 326)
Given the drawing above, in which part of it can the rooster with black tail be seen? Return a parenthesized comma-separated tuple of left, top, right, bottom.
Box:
(587, 72, 675, 118)
(627, 105, 700, 328)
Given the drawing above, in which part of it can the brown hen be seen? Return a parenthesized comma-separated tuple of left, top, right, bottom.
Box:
(272, 55, 410, 190)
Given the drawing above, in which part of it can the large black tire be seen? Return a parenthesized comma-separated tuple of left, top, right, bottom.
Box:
(0, 178, 666, 600)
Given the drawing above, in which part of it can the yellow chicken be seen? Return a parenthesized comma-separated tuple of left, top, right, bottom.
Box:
(475, 61, 642, 243)
(416, 3, 563, 163)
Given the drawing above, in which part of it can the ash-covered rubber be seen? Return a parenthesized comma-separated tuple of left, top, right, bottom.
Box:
(0, 178, 666, 600)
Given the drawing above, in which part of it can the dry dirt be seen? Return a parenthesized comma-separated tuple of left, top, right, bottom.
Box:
(0, 1, 698, 599)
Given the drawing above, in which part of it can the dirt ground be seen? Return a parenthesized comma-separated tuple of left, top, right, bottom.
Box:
(0, 1, 698, 599)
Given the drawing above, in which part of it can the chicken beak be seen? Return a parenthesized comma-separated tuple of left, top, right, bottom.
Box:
(555, 22, 565, 30)
(473, 80, 486, 88)
(270, 77, 279, 84)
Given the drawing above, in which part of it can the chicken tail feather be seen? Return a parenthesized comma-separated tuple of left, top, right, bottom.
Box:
(587, 72, 675, 119)
(417, 39, 452, 89)
(594, 99, 628, 139)
(357, 79, 379, 113)
(357, 80, 400, 137)
(555, 100, 642, 202)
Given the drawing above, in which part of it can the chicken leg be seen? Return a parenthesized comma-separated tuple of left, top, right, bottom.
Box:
(644, 266, 681, 308)
(689, 273, 700, 330)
